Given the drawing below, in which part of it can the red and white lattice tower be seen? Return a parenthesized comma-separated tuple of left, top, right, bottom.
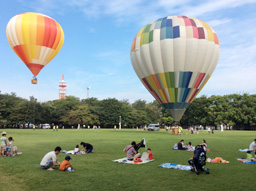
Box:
(59, 74, 67, 99)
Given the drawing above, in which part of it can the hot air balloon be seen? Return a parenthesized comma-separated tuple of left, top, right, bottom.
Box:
(130, 16, 220, 122)
(6, 12, 64, 84)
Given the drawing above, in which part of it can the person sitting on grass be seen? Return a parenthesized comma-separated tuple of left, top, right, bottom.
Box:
(74, 145, 80, 154)
(59, 155, 74, 172)
(123, 141, 141, 161)
(40, 146, 61, 171)
(178, 140, 186, 150)
(249, 139, 256, 151)
(186, 142, 194, 151)
(5, 137, 14, 156)
(80, 142, 94, 153)
(147, 148, 153, 160)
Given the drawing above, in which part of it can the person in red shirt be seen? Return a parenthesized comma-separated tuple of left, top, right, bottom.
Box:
(59, 156, 74, 172)
(147, 148, 153, 160)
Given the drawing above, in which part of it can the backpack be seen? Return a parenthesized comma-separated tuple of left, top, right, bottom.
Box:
(197, 149, 206, 166)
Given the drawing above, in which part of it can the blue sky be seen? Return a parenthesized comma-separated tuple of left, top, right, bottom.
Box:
(0, 0, 255, 103)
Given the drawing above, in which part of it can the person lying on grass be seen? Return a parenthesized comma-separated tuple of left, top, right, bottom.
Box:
(59, 155, 74, 172)
(40, 146, 61, 171)
(123, 141, 141, 161)
(80, 142, 94, 153)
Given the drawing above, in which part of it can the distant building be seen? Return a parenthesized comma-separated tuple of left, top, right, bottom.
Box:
(59, 74, 67, 99)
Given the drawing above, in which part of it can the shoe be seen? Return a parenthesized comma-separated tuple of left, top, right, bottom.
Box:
(71, 170, 75, 172)
(47, 167, 54, 171)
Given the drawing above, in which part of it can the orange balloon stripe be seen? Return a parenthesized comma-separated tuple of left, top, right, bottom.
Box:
(160, 89, 169, 103)
(36, 15, 45, 46)
(14, 45, 28, 63)
(152, 74, 162, 89)
(26, 63, 44, 76)
(48, 19, 57, 48)
(52, 23, 61, 50)
(42, 17, 51, 47)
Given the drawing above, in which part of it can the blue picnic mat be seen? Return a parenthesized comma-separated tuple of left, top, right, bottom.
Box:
(159, 163, 192, 171)
(237, 158, 255, 164)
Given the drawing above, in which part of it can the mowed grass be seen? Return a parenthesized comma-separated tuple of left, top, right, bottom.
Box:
(0, 129, 255, 191)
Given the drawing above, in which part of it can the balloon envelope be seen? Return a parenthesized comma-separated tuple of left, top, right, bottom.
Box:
(6, 12, 64, 78)
(130, 16, 220, 121)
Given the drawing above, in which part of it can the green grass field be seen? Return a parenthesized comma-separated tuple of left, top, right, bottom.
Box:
(0, 129, 255, 191)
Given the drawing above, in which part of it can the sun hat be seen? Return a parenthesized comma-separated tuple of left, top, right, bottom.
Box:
(65, 155, 71, 160)
(1, 132, 7, 135)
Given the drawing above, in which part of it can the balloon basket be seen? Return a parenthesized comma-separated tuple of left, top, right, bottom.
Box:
(31, 79, 37, 84)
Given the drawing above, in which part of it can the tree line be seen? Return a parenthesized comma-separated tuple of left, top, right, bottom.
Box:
(0, 92, 255, 129)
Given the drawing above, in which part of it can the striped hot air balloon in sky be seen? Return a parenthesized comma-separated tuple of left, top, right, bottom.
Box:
(6, 12, 64, 84)
(130, 16, 220, 122)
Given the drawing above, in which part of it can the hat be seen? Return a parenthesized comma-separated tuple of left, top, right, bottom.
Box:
(1, 132, 7, 135)
(65, 155, 71, 160)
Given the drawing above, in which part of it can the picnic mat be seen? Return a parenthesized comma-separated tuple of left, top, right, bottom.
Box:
(112, 157, 154, 164)
(172, 148, 194, 151)
(237, 158, 255, 164)
(159, 163, 192, 171)
(61, 150, 85, 155)
(206, 157, 229, 163)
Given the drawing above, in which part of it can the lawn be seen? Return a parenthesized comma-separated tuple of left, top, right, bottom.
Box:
(0, 129, 255, 191)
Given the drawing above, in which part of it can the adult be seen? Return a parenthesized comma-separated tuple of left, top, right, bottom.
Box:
(40, 146, 61, 170)
(178, 140, 186, 150)
(207, 127, 211, 134)
(202, 139, 207, 148)
(249, 139, 256, 151)
(1, 132, 8, 156)
(123, 141, 141, 160)
(80, 142, 94, 153)
(178, 125, 183, 135)
(188, 145, 207, 174)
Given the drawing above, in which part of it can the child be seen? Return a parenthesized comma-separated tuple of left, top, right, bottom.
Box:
(59, 156, 74, 172)
(147, 148, 153, 160)
(6, 137, 13, 156)
(74, 145, 80, 154)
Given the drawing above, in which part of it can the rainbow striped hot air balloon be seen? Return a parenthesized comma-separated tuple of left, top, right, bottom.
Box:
(130, 16, 220, 122)
(6, 12, 64, 84)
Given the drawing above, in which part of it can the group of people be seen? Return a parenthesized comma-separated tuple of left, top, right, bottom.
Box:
(40, 142, 94, 171)
(0, 131, 18, 156)
(174, 139, 207, 151)
(123, 139, 153, 161)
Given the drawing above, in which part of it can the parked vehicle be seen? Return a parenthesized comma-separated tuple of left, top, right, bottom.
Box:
(148, 124, 160, 131)
(42, 124, 51, 129)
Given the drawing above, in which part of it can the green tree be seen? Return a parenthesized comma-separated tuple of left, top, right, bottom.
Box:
(60, 104, 99, 125)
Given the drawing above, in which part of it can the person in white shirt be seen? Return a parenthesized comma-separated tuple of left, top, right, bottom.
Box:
(249, 139, 256, 151)
(40, 146, 61, 171)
